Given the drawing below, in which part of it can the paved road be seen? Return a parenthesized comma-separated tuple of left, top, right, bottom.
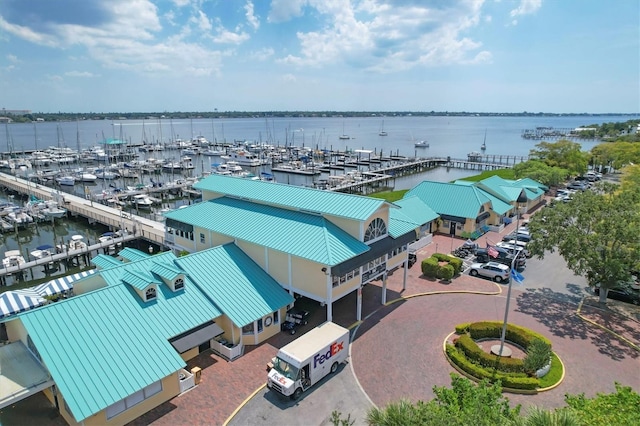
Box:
(228, 361, 373, 426)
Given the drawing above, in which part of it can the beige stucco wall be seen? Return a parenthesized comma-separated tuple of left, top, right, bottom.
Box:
(265, 250, 289, 285)
(331, 277, 360, 300)
(179, 347, 199, 362)
(236, 241, 267, 269)
(70, 373, 181, 426)
(291, 257, 328, 301)
(5, 317, 28, 343)
(199, 190, 224, 202)
(324, 214, 363, 239)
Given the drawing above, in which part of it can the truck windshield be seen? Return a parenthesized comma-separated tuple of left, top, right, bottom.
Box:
(272, 357, 299, 380)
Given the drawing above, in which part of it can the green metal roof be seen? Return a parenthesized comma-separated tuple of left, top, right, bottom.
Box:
(193, 174, 388, 221)
(18, 285, 186, 423)
(480, 192, 513, 215)
(165, 197, 370, 266)
(175, 244, 294, 327)
(122, 270, 161, 290)
(118, 247, 151, 262)
(151, 262, 184, 281)
(98, 251, 178, 283)
(388, 217, 419, 238)
(91, 254, 122, 269)
(405, 181, 490, 219)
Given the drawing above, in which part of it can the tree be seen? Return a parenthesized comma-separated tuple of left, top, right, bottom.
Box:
(366, 374, 521, 426)
(590, 141, 640, 170)
(563, 383, 640, 425)
(529, 140, 589, 175)
(527, 183, 640, 303)
(513, 160, 569, 187)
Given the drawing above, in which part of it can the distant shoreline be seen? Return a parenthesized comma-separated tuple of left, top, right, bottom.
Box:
(2, 111, 639, 124)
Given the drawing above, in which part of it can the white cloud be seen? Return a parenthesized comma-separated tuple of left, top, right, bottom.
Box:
(245, 1, 260, 31)
(172, 0, 192, 7)
(282, 73, 297, 82)
(279, 0, 491, 72)
(268, 0, 308, 23)
(47, 74, 63, 82)
(6, 54, 19, 63)
(195, 10, 213, 32)
(212, 26, 250, 45)
(250, 47, 275, 61)
(64, 71, 98, 78)
(510, 0, 542, 18)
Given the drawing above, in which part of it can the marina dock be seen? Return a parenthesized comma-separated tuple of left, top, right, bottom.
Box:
(0, 172, 165, 244)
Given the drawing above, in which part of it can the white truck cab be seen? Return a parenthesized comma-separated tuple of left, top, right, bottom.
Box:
(267, 322, 349, 400)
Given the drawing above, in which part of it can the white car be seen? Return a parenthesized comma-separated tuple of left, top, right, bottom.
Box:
(496, 241, 531, 258)
(469, 262, 510, 283)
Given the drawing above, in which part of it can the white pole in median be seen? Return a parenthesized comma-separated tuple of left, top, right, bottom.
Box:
(498, 208, 519, 356)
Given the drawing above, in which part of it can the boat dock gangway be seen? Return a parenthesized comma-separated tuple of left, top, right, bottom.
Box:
(0, 172, 166, 245)
(0, 235, 137, 280)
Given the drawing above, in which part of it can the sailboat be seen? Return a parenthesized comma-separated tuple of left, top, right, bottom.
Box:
(379, 120, 388, 136)
(481, 129, 487, 151)
(338, 121, 350, 140)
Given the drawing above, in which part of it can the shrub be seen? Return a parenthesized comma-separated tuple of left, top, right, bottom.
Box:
(455, 323, 471, 334)
(421, 257, 439, 278)
(468, 321, 551, 349)
(523, 338, 552, 374)
(447, 256, 463, 274)
(455, 334, 525, 374)
(438, 264, 455, 281)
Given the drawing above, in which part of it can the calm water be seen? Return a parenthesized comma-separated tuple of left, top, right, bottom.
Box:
(3, 115, 637, 159)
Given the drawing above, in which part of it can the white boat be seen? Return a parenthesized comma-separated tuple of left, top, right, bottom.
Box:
(97, 170, 119, 180)
(379, 120, 388, 136)
(75, 172, 97, 182)
(415, 140, 429, 148)
(30, 244, 56, 260)
(28, 199, 67, 219)
(216, 161, 244, 174)
(6, 208, 33, 226)
(224, 150, 261, 167)
(68, 235, 88, 251)
(132, 194, 153, 208)
(56, 175, 76, 186)
(3, 250, 26, 269)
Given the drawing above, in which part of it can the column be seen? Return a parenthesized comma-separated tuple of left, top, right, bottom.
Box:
(381, 273, 388, 305)
(356, 286, 362, 321)
(326, 272, 333, 322)
(403, 261, 408, 291)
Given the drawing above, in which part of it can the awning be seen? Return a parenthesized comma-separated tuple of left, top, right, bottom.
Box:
(31, 269, 97, 297)
(0, 342, 54, 409)
(169, 321, 224, 354)
(331, 233, 416, 276)
(0, 290, 45, 319)
(166, 218, 194, 233)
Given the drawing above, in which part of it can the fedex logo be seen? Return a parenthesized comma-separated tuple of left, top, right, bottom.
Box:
(313, 340, 344, 368)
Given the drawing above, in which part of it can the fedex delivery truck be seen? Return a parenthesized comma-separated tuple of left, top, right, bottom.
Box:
(267, 322, 349, 400)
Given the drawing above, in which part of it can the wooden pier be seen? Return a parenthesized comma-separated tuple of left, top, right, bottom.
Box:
(0, 172, 166, 245)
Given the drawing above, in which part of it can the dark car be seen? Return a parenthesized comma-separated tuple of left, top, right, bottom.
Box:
(476, 247, 526, 270)
(502, 232, 532, 243)
(567, 181, 588, 191)
(408, 252, 417, 268)
(594, 285, 640, 305)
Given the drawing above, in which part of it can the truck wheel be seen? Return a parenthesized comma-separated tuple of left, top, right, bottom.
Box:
(291, 387, 303, 400)
(290, 329, 296, 335)
(330, 362, 338, 374)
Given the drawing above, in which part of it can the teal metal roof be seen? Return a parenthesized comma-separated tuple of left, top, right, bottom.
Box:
(98, 251, 178, 284)
(99, 138, 127, 145)
(122, 270, 161, 290)
(193, 174, 388, 221)
(481, 192, 512, 215)
(512, 177, 548, 192)
(405, 181, 490, 219)
(393, 196, 440, 224)
(151, 262, 184, 281)
(176, 244, 294, 327)
(388, 217, 418, 238)
(91, 254, 122, 269)
(118, 247, 151, 262)
(19, 285, 186, 423)
(165, 197, 369, 266)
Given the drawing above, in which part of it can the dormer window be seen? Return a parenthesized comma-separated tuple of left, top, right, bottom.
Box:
(174, 278, 185, 290)
(364, 218, 387, 242)
(145, 287, 157, 301)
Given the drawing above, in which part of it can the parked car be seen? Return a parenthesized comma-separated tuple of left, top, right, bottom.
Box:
(475, 247, 526, 270)
(594, 285, 640, 305)
(567, 181, 588, 191)
(496, 241, 531, 258)
(469, 262, 510, 283)
(408, 252, 417, 268)
(502, 232, 532, 243)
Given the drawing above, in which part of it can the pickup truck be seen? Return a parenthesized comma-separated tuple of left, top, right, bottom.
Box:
(476, 247, 526, 270)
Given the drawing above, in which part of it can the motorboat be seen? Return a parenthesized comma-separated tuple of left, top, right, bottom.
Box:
(68, 235, 88, 251)
(224, 150, 261, 167)
(97, 170, 119, 180)
(3, 250, 26, 269)
(56, 175, 76, 186)
(6, 208, 33, 227)
(27, 199, 67, 219)
(75, 172, 97, 182)
(132, 194, 154, 208)
(30, 244, 56, 260)
(415, 140, 429, 148)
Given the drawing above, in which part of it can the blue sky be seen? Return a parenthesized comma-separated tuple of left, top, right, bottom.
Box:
(0, 0, 638, 113)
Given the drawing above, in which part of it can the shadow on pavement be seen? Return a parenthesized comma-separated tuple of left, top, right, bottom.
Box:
(515, 287, 639, 361)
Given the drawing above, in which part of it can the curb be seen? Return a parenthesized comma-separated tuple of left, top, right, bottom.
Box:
(576, 297, 640, 352)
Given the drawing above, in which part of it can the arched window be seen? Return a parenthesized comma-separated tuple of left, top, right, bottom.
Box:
(364, 218, 387, 242)
(174, 278, 184, 290)
(145, 287, 157, 301)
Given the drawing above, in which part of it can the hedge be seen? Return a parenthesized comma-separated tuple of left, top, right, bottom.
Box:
(446, 345, 539, 390)
(421, 253, 462, 279)
(455, 334, 525, 374)
(468, 321, 552, 348)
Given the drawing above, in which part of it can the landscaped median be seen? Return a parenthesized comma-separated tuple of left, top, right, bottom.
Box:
(443, 321, 565, 394)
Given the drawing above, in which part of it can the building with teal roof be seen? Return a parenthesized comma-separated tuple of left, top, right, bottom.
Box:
(1, 246, 294, 425)
(406, 176, 546, 239)
(165, 174, 417, 325)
